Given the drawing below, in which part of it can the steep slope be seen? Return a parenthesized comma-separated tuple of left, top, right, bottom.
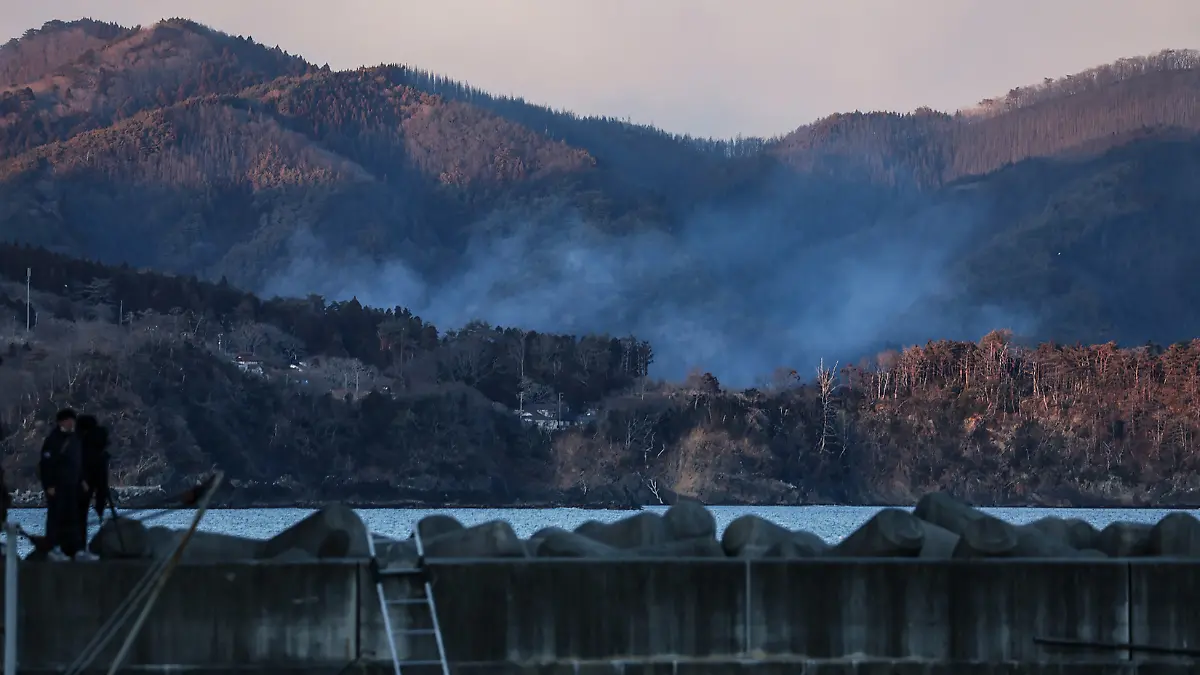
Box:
(0, 77, 600, 289)
(0, 96, 384, 282)
(367, 65, 767, 206)
(245, 70, 595, 195)
(0, 19, 311, 157)
(950, 131, 1200, 344)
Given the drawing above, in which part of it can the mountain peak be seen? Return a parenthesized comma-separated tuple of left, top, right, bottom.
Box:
(0, 18, 132, 86)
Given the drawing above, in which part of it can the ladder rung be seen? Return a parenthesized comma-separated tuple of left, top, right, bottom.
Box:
(386, 598, 428, 606)
(396, 660, 447, 666)
(378, 567, 424, 577)
(396, 628, 437, 636)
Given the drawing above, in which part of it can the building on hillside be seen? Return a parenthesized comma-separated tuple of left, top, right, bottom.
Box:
(515, 401, 597, 431)
(234, 353, 264, 377)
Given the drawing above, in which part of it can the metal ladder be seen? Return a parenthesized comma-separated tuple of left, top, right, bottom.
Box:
(366, 530, 450, 675)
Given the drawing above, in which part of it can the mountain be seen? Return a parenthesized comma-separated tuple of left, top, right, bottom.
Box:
(0, 19, 310, 156)
(1, 18, 1200, 506)
(0, 22, 1195, 384)
(0, 19, 131, 86)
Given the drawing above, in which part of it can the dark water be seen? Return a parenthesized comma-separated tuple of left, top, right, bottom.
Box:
(4, 504, 1194, 557)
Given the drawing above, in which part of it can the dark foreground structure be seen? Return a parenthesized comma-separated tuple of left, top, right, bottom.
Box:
(7, 491, 1200, 674)
(6, 558, 1200, 674)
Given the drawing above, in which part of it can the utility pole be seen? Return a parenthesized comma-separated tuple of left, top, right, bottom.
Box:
(25, 268, 30, 333)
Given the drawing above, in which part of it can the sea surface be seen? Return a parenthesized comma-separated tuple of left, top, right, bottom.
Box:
(3, 504, 1196, 558)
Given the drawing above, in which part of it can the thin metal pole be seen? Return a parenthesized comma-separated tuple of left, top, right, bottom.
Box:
(103, 472, 223, 675)
(4, 521, 19, 675)
(24, 268, 30, 333)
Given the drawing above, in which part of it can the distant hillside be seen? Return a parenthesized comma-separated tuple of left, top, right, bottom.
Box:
(0, 19, 310, 157)
(3, 245, 1200, 508)
(0, 17, 1197, 388)
(771, 50, 1200, 187)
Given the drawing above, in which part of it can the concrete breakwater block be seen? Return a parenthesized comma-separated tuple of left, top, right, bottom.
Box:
(416, 513, 465, 542)
(402, 490, 1200, 561)
(257, 503, 369, 560)
(423, 519, 527, 558)
(535, 527, 620, 558)
(90, 516, 150, 558)
(144, 526, 264, 562)
(1148, 512, 1200, 557)
(721, 514, 827, 558)
(917, 519, 960, 559)
(831, 508, 924, 557)
(1097, 521, 1153, 557)
(913, 492, 990, 535)
(574, 512, 669, 548)
(1027, 516, 1099, 551)
(635, 536, 726, 557)
(663, 500, 716, 541)
(375, 537, 420, 568)
(953, 516, 1080, 559)
(89, 517, 261, 562)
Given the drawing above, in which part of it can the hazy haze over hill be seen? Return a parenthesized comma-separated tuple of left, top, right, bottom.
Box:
(4, 0, 1199, 137)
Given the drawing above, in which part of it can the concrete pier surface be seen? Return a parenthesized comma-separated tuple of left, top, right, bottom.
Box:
(6, 492, 1200, 673)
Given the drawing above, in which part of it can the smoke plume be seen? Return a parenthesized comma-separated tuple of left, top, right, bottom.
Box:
(261, 178, 1030, 387)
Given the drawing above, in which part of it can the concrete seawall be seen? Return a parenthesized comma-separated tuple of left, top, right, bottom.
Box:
(5, 559, 1200, 673)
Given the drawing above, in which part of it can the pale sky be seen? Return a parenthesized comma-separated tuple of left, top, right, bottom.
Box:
(5, 1, 1199, 138)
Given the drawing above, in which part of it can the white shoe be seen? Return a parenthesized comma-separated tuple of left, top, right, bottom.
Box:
(73, 550, 99, 562)
(47, 547, 69, 562)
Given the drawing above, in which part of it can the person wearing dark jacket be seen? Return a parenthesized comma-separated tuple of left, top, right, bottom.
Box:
(74, 414, 110, 557)
(39, 408, 87, 561)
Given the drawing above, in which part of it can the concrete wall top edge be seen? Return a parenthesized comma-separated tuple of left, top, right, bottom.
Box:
(421, 557, 1152, 566)
(42, 557, 1200, 568)
(47, 558, 370, 569)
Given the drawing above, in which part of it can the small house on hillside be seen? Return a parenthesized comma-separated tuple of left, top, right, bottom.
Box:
(516, 403, 585, 431)
(234, 353, 264, 377)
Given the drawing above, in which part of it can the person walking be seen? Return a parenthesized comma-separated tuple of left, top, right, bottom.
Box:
(39, 408, 87, 561)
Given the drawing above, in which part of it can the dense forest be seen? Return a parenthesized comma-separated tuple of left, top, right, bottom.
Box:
(0, 18, 1198, 505)
(3, 246, 1200, 507)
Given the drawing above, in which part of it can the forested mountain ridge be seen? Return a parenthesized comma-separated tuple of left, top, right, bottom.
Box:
(0, 19, 131, 86)
(771, 49, 1200, 188)
(0, 18, 311, 157)
(0, 18, 1199, 506)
